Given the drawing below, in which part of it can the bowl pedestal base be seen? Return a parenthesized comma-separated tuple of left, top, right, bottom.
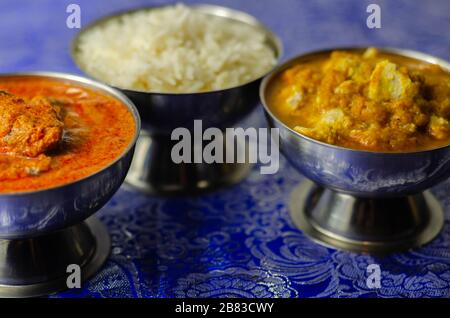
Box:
(125, 130, 253, 195)
(289, 179, 444, 253)
(0, 216, 110, 298)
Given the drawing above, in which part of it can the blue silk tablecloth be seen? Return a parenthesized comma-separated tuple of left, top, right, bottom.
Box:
(1, 0, 449, 298)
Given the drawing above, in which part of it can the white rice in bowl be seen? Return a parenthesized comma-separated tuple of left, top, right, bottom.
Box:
(75, 4, 278, 93)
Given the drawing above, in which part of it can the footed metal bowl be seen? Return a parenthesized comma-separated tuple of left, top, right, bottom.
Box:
(260, 48, 450, 253)
(0, 72, 140, 297)
(71, 4, 282, 195)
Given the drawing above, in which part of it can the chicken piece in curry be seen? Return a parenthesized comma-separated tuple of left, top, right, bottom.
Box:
(0, 91, 63, 156)
(266, 48, 450, 151)
(0, 91, 63, 179)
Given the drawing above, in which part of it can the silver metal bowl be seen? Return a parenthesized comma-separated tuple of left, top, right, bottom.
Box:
(0, 72, 140, 297)
(260, 48, 450, 253)
(71, 4, 282, 195)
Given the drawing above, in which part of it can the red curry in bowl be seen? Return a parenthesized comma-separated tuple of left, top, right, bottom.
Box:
(0, 76, 136, 193)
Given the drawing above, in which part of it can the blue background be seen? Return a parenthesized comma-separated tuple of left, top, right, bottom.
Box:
(1, 0, 450, 298)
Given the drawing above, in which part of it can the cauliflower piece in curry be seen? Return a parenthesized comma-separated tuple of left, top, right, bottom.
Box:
(368, 60, 417, 101)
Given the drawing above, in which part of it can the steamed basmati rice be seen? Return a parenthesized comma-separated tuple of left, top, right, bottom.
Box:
(75, 4, 277, 93)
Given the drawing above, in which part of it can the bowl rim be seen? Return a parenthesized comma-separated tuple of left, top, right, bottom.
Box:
(0, 71, 141, 197)
(70, 3, 283, 95)
(260, 46, 450, 155)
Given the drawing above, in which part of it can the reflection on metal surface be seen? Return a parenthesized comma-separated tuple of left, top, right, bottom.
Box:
(0, 217, 110, 298)
(289, 180, 444, 253)
(125, 131, 253, 195)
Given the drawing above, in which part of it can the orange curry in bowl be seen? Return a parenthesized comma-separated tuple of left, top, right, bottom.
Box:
(0, 76, 136, 193)
(266, 48, 450, 152)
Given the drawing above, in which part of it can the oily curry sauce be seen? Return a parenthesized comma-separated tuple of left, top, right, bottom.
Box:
(0, 77, 136, 193)
(267, 48, 450, 152)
